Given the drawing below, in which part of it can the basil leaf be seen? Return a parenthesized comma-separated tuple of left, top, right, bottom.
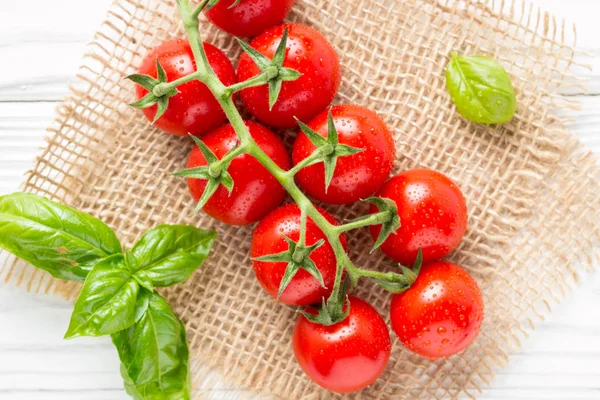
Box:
(113, 292, 191, 399)
(131, 225, 216, 287)
(120, 363, 191, 400)
(446, 52, 517, 124)
(65, 255, 141, 339)
(0, 193, 121, 282)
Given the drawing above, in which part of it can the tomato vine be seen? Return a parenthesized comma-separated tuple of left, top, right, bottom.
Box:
(128, 0, 411, 325)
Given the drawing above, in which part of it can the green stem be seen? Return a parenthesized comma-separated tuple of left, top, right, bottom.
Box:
(298, 210, 308, 247)
(286, 150, 324, 177)
(153, 73, 201, 97)
(335, 210, 391, 233)
(223, 66, 279, 97)
(174, 0, 395, 316)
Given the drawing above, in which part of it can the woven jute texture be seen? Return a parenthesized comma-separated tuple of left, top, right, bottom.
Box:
(2, 0, 600, 398)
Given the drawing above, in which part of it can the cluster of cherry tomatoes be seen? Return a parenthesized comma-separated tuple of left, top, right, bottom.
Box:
(133, 0, 484, 394)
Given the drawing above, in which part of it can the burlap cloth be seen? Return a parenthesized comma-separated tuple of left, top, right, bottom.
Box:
(2, 0, 599, 398)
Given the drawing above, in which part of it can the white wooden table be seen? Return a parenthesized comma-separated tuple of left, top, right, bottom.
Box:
(0, 1, 599, 399)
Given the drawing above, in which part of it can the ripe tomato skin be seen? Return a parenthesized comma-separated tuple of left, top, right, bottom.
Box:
(370, 169, 468, 265)
(251, 204, 347, 306)
(237, 24, 341, 128)
(390, 261, 483, 359)
(293, 296, 391, 393)
(292, 105, 396, 205)
(205, 0, 296, 38)
(186, 121, 290, 225)
(136, 39, 236, 136)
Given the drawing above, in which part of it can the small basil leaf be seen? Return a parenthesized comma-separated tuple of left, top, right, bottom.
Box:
(65, 255, 140, 339)
(131, 225, 216, 287)
(0, 192, 121, 282)
(446, 52, 517, 124)
(113, 292, 190, 397)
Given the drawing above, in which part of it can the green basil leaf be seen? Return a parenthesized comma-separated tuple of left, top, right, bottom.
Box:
(0, 192, 121, 282)
(65, 255, 140, 339)
(113, 292, 191, 399)
(120, 363, 191, 400)
(131, 225, 216, 287)
(445, 52, 517, 124)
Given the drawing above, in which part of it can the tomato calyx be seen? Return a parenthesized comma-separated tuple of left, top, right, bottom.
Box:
(295, 111, 365, 191)
(127, 60, 181, 123)
(366, 197, 401, 252)
(174, 135, 237, 212)
(371, 248, 423, 294)
(196, 0, 240, 13)
(252, 235, 327, 299)
(301, 277, 352, 326)
(234, 28, 302, 109)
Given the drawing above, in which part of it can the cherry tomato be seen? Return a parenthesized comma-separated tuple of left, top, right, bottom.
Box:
(370, 169, 468, 265)
(251, 204, 347, 306)
(237, 24, 341, 128)
(293, 296, 391, 393)
(205, 0, 296, 38)
(292, 105, 396, 205)
(136, 39, 236, 136)
(186, 121, 289, 225)
(390, 261, 484, 359)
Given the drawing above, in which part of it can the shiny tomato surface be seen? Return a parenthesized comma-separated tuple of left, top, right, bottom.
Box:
(186, 121, 289, 225)
(292, 105, 396, 204)
(251, 204, 346, 306)
(136, 39, 236, 136)
(370, 169, 468, 265)
(390, 261, 484, 358)
(205, 0, 296, 37)
(293, 296, 391, 393)
(237, 23, 341, 128)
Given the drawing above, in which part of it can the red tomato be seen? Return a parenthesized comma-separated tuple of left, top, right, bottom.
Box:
(136, 39, 236, 136)
(186, 121, 289, 225)
(292, 105, 396, 205)
(251, 204, 347, 306)
(390, 261, 484, 359)
(205, 0, 296, 38)
(293, 296, 391, 393)
(370, 169, 468, 265)
(237, 24, 341, 128)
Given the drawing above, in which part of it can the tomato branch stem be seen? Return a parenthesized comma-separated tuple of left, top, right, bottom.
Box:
(335, 210, 391, 234)
(174, 0, 395, 319)
(153, 73, 201, 97)
(223, 66, 279, 98)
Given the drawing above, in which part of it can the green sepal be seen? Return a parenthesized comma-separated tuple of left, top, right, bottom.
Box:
(279, 67, 302, 81)
(236, 39, 271, 70)
(268, 80, 283, 110)
(127, 59, 178, 123)
(189, 135, 218, 164)
(228, 0, 242, 9)
(172, 167, 211, 180)
(252, 235, 326, 299)
(174, 135, 237, 213)
(194, 179, 220, 213)
(372, 248, 423, 294)
(130, 93, 159, 110)
(198, 0, 220, 12)
(127, 74, 158, 90)
(366, 197, 401, 252)
(236, 27, 301, 109)
(301, 277, 351, 326)
(296, 111, 365, 191)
